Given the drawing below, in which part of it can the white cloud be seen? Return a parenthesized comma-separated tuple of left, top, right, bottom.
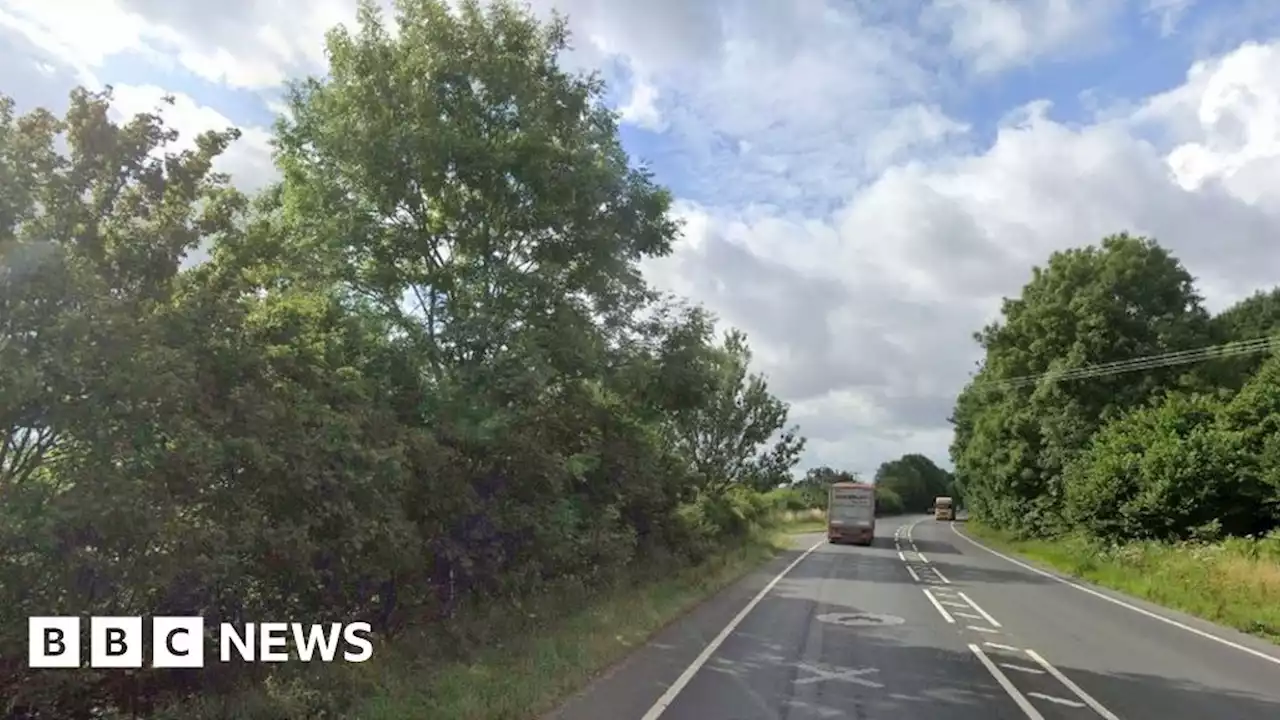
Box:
(109, 85, 277, 192)
(922, 0, 1121, 74)
(644, 38, 1280, 469)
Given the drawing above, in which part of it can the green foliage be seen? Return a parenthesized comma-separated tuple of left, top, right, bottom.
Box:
(951, 230, 1280, 545)
(874, 453, 953, 512)
(952, 233, 1215, 534)
(1062, 392, 1264, 542)
(0, 0, 807, 714)
(874, 485, 905, 517)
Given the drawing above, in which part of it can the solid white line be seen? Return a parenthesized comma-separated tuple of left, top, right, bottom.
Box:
(639, 539, 824, 720)
(1024, 649, 1121, 720)
(923, 588, 956, 623)
(970, 644, 1047, 720)
(906, 565, 922, 582)
(958, 592, 1002, 628)
(931, 565, 952, 584)
(951, 523, 1280, 667)
(1026, 692, 1085, 708)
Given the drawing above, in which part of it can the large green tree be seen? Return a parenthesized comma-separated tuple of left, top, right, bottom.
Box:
(951, 234, 1213, 534)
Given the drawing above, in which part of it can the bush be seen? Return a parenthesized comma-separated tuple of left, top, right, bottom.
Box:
(1062, 392, 1267, 542)
(875, 485, 904, 516)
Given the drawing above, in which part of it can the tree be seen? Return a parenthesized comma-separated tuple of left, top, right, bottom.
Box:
(1204, 287, 1280, 389)
(671, 329, 805, 495)
(952, 234, 1213, 534)
(874, 453, 952, 512)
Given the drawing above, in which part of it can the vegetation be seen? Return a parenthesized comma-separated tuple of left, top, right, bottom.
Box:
(951, 233, 1280, 638)
(0, 1, 811, 716)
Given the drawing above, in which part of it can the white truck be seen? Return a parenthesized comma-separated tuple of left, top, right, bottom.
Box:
(827, 482, 876, 545)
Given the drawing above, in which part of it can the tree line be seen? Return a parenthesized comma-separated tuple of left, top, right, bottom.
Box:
(776, 453, 957, 517)
(951, 233, 1280, 543)
(0, 1, 807, 715)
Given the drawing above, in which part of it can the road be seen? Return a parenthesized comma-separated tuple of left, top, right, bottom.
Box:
(548, 514, 1280, 720)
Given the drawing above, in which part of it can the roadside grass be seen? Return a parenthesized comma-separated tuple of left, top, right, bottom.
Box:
(159, 531, 789, 720)
(776, 508, 827, 534)
(964, 522, 1280, 645)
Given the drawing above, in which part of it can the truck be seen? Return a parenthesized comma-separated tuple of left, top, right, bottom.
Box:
(828, 482, 876, 545)
(934, 496, 954, 521)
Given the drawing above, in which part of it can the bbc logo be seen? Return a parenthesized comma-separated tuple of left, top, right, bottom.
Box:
(29, 616, 205, 668)
(29, 616, 374, 668)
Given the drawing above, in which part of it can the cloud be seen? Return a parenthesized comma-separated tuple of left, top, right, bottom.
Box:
(644, 38, 1280, 470)
(108, 85, 277, 192)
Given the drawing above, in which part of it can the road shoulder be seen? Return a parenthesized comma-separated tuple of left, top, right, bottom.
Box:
(544, 534, 822, 720)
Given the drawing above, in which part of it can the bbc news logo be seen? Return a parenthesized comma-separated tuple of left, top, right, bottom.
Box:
(28, 617, 373, 668)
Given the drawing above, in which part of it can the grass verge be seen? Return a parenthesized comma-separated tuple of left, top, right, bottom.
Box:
(963, 521, 1280, 645)
(354, 535, 785, 719)
(160, 532, 790, 720)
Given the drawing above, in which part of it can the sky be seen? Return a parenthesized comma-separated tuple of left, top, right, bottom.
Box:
(3, 0, 1280, 478)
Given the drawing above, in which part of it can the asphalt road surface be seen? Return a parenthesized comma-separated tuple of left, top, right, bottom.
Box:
(547, 514, 1280, 720)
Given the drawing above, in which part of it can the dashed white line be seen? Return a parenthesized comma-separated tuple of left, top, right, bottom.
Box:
(951, 521, 1280, 667)
(1024, 649, 1122, 720)
(638, 539, 825, 720)
(897, 550, 906, 561)
(1027, 692, 1085, 708)
(958, 591, 1002, 628)
(906, 565, 922, 582)
(916, 551, 930, 563)
(923, 587, 956, 623)
(931, 565, 952, 584)
(970, 644, 1047, 720)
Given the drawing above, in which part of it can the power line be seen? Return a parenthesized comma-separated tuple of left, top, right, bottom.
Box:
(974, 335, 1280, 391)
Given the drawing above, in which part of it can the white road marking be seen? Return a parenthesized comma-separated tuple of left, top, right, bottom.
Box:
(923, 587, 956, 623)
(1027, 692, 1085, 708)
(898, 550, 906, 561)
(931, 565, 952, 584)
(916, 551, 931, 563)
(999, 662, 1046, 675)
(970, 644, 1046, 720)
(958, 592, 1002, 628)
(906, 565, 922, 582)
(983, 640, 1024, 653)
(639, 539, 824, 720)
(952, 522, 1280, 667)
(1024, 649, 1121, 720)
(954, 612, 984, 621)
(793, 663, 884, 687)
(968, 625, 1001, 633)
(940, 600, 970, 609)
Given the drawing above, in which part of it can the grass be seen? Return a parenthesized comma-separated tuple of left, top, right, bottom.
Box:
(351, 535, 785, 719)
(160, 531, 789, 720)
(964, 522, 1280, 645)
(776, 508, 827, 534)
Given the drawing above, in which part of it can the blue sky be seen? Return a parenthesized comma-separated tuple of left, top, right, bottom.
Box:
(4, 0, 1280, 476)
